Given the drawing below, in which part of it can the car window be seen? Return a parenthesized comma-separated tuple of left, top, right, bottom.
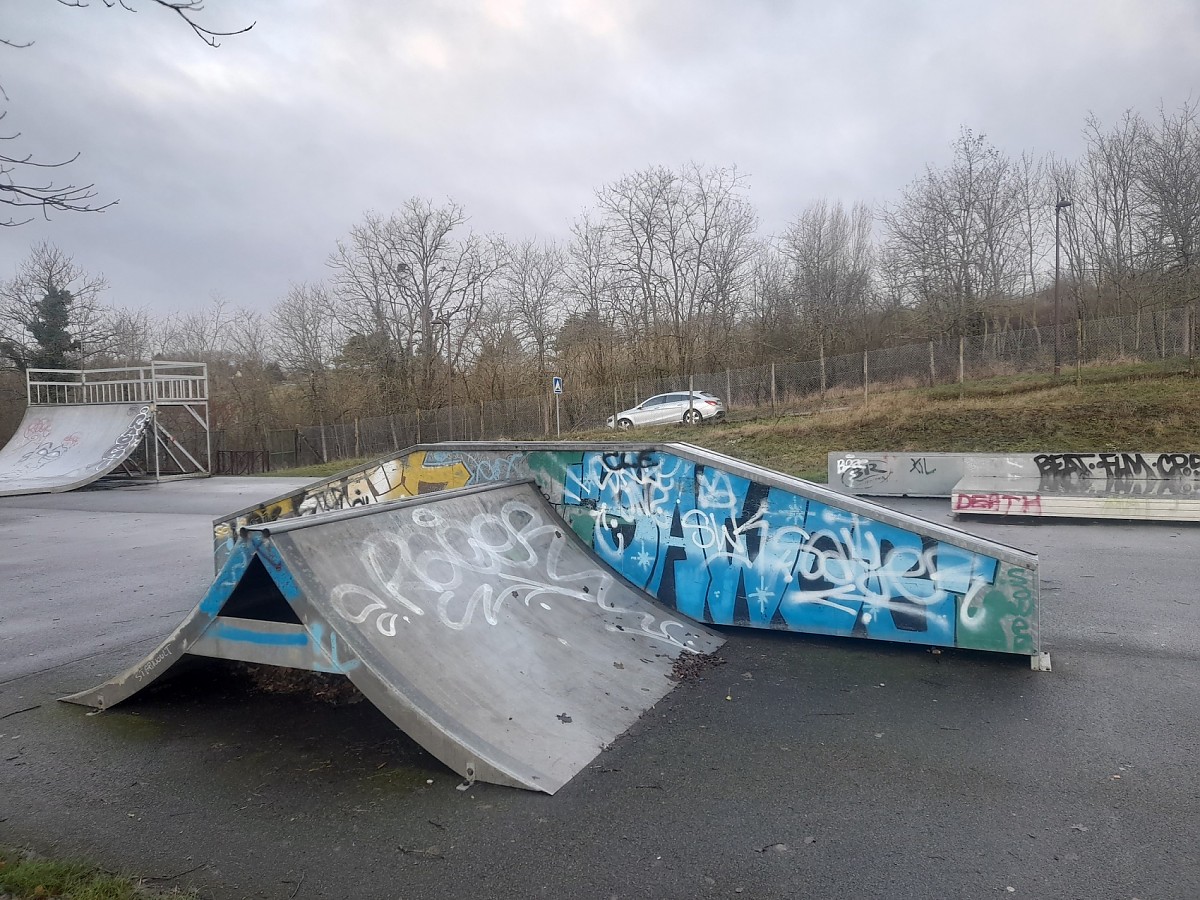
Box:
(641, 396, 664, 407)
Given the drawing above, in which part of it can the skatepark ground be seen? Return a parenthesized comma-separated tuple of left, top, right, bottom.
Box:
(1, 478, 1198, 899)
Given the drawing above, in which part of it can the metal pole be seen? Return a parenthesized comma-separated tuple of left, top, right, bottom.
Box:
(1191, 303, 1197, 377)
(1076, 318, 1083, 388)
(819, 340, 827, 398)
(446, 320, 453, 441)
(862, 350, 868, 404)
(555, 393, 560, 438)
(1054, 202, 1061, 376)
(1053, 198, 1072, 377)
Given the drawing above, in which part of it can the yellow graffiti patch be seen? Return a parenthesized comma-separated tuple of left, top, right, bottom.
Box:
(398, 451, 472, 495)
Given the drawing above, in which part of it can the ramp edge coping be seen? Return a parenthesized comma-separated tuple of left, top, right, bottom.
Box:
(242, 478, 540, 536)
(219, 440, 1038, 566)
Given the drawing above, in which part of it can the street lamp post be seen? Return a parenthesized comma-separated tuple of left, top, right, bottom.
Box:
(431, 316, 452, 440)
(1054, 197, 1072, 376)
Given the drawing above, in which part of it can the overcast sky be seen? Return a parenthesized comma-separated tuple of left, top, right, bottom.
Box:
(4, 0, 1198, 318)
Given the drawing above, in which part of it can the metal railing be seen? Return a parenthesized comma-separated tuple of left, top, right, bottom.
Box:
(27, 361, 209, 406)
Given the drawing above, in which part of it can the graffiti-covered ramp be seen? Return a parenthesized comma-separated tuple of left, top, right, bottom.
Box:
(0, 403, 152, 497)
(62, 480, 723, 793)
(214, 441, 1045, 667)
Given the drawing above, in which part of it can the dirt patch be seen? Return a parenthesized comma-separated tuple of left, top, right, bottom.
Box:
(237, 663, 365, 706)
(670, 651, 726, 682)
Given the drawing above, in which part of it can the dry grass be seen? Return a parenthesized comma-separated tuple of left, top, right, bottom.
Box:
(262, 363, 1200, 484)
(586, 365, 1200, 481)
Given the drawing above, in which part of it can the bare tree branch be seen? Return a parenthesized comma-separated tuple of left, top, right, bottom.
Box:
(53, 0, 254, 48)
(1, 1, 252, 223)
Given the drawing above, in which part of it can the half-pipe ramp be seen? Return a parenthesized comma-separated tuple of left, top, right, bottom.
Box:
(0, 403, 152, 497)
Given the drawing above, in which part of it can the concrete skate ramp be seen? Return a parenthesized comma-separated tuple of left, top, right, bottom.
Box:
(0, 403, 151, 497)
(214, 442, 1044, 663)
(64, 480, 723, 793)
(952, 452, 1200, 522)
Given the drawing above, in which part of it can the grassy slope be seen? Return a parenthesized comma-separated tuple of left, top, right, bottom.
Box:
(584, 367, 1200, 481)
(264, 365, 1200, 483)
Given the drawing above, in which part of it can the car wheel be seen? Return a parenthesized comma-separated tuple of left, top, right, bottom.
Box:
(683, 409, 703, 425)
(616, 418, 633, 430)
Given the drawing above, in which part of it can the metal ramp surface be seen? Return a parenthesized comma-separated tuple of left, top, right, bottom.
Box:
(214, 441, 1045, 666)
(0, 403, 153, 497)
(62, 480, 723, 793)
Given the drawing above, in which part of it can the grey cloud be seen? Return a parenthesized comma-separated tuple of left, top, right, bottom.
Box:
(2, 0, 1197, 318)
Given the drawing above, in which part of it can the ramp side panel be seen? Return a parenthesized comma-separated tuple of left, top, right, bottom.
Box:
(60, 541, 258, 709)
(828, 452, 979, 497)
(260, 481, 721, 794)
(213, 442, 1040, 657)
(0, 403, 152, 497)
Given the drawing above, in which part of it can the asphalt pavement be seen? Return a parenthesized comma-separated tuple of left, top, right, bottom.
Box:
(1, 481, 1197, 900)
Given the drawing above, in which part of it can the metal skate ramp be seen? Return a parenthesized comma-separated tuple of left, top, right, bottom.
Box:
(0, 403, 152, 497)
(62, 480, 723, 793)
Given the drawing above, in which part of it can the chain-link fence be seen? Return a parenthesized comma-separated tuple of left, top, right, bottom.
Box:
(270, 305, 1196, 469)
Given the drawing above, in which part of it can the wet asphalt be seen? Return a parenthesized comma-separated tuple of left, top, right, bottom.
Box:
(1, 481, 1198, 900)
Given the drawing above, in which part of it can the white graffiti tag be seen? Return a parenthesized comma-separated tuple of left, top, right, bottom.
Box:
(85, 406, 152, 473)
(332, 498, 700, 651)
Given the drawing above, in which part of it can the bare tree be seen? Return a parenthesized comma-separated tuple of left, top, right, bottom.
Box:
(496, 238, 565, 382)
(1137, 100, 1200, 307)
(594, 163, 757, 377)
(1076, 110, 1149, 320)
(96, 305, 155, 366)
(1012, 151, 1051, 330)
(157, 294, 234, 361)
(781, 199, 875, 355)
(0, 241, 109, 368)
(560, 216, 624, 386)
(883, 129, 1023, 339)
(328, 200, 499, 414)
(271, 281, 345, 423)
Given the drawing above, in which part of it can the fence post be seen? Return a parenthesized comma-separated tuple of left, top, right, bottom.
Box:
(862, 350, 869, 404)
(819, 340, 827, 399)
(354, 418, 361, 457)
(319, 420, 328, 463)
(725, 368, 732, 409)
(1191, 303, 1197, 377)
(1076, 318, 1083, 388)
(928, 340, 935, 386)
(1161, 303, 1167, 360)
(958, 335, 965, 385)
(770, 362, 777, 417)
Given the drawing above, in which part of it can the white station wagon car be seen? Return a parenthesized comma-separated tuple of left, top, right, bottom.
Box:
(606, 391, 727, 430)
